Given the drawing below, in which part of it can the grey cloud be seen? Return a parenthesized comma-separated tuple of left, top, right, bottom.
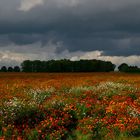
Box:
(0, 0, 140, 66)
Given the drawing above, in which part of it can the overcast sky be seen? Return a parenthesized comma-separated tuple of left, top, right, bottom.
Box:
(0, 0, 140, 67)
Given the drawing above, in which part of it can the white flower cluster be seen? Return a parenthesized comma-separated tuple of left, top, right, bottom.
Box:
(69, 86, 94, 94)
(93, 82, 138, 98)
(2, 97, 26, 122)
(96, 82, 125, 90)
(128, 106, 140, 118)
(67, 82, 138, 99)
(26, 87, 55, 104)
(4, 97, 24, 111)
(2, 96, 38, 123)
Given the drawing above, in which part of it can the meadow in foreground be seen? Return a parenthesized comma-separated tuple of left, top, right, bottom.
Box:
(0, 73, 140, 140)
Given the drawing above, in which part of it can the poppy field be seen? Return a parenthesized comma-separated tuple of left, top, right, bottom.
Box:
(1, 72, 140, 140)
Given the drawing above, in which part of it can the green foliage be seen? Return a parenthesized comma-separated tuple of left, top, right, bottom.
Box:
(0, 66, 7, 72)
(21, 59, 116, 72)
(118, 63, 129, 72)
(118, 63, 140, 73)
(130, 125, 140, 137)
(27, 130, 39, 140)
(14, 66, 21, 72)
(128, 93, 137, 100)
(7, 67, 14, 72)
(67, 130, 92, 140)
(0, 66, 21, 72)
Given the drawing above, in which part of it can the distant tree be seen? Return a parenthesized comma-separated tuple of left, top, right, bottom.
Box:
(128, 66, 140, 73)
(59, 59, 73, 72)
(21, 59, 116, 73)
(41, 61, 48, 72)
(118, 63, 129, 72)
(8, 67, 14, 72)
(1, 66, 7, 72)
(46, 60, 61, 72)
(118, 63, 140, 73)
(21, 60, 33, 72)
(31, 60, 41, 72)
(14, 66, 20, 72)
(105, 61, 116, 72)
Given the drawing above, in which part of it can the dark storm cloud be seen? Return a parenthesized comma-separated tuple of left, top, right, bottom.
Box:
(0, 0, 140, 58)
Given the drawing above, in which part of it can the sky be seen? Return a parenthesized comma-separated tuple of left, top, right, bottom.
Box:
(0, 0, 140, 67)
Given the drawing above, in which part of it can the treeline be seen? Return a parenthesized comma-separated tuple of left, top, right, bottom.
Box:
(21, 59, 116, 72)
(1, 60, 140, 73)
(118, 63, 140, 73)
(0, 66, 20, 72)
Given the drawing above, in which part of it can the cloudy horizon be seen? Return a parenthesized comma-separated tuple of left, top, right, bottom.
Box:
(0, 0, 140, 67)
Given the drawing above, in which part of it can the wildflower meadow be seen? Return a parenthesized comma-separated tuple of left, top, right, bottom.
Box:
(0, 72, 140, 140)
